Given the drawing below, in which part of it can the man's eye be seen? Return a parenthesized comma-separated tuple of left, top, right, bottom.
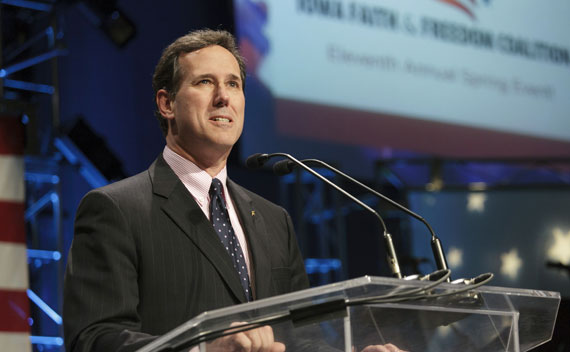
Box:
(228, 81, 240, 88)
(198, 79, 211, 85)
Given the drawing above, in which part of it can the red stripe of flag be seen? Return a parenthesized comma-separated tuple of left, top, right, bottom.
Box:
(0, 202, 26, 244)
(0, 114, 30, 347)
(0, 116, 25, 156)
(0, 289, 30, 332)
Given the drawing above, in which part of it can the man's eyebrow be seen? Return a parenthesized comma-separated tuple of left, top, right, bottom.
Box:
(193, 73, 241, 82)
(226, 73, 242, 82)
(193, 73, 215, 80)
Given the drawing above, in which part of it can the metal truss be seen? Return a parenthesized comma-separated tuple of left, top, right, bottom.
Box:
(1, 1, 66, 350)
(3, 2, 128, 349)
(25, 156, 64, 350)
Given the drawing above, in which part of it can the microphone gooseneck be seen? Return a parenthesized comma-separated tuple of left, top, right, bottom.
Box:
(249, 153, 402, 278)
(277, 158, 450, 277)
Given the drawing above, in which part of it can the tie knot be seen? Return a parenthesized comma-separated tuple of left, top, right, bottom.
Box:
(209, 178, 224, 198)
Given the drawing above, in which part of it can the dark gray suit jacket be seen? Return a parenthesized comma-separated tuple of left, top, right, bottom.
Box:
(63, 155, 309, 351)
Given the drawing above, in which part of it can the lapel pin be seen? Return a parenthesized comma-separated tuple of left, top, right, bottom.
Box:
(251, 210, 255, 217)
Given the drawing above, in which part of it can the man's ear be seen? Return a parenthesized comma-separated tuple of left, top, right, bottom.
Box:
(156, 89, 175, 119)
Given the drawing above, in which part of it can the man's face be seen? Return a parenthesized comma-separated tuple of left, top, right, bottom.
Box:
(166, 45, 245, 158)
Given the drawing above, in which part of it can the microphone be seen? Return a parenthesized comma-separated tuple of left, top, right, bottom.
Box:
(273, 159, 297, 175)
(245, 153, 271, 169)
(273, 158, 450, 277)
(247, 153, 403, 278)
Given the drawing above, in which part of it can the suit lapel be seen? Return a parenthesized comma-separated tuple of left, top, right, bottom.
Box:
(149, 156, 247, 303)
(227, 179, 272, 300)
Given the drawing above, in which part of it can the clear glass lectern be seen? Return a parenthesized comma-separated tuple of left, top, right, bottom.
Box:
(137, 276, 560, 352)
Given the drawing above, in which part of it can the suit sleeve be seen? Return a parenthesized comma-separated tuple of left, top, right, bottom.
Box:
(63, 190, 155, 352)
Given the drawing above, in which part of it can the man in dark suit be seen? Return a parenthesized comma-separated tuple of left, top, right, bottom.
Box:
(63, 29, 309, 352)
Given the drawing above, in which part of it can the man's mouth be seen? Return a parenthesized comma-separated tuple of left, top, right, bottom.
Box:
(210, 117, 231, 123)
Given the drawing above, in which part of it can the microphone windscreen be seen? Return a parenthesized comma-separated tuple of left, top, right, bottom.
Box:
(273, 160, 295, 175)
(246, 153, 267, 169)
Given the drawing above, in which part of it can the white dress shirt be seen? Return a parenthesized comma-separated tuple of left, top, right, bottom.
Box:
(162, 146, 252, 279)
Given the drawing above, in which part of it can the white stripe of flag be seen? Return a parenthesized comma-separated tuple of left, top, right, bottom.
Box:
(0, 242, 29, 290)
(0, 155, 25, 202)
(0, 332, 32, 352)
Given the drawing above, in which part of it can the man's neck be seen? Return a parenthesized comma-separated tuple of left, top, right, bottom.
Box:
(165, 142, 229, 177)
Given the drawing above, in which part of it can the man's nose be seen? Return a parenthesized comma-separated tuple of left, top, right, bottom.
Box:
(213, 85, 230, 107)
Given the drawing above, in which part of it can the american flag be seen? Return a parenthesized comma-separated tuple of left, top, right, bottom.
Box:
(0, 115, 31, 351)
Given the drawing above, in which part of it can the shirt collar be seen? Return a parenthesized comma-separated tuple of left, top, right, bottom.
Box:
(162, 145, 228, 203)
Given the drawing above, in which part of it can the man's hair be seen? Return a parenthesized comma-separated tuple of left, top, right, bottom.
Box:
(152, 29, 246, 136)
